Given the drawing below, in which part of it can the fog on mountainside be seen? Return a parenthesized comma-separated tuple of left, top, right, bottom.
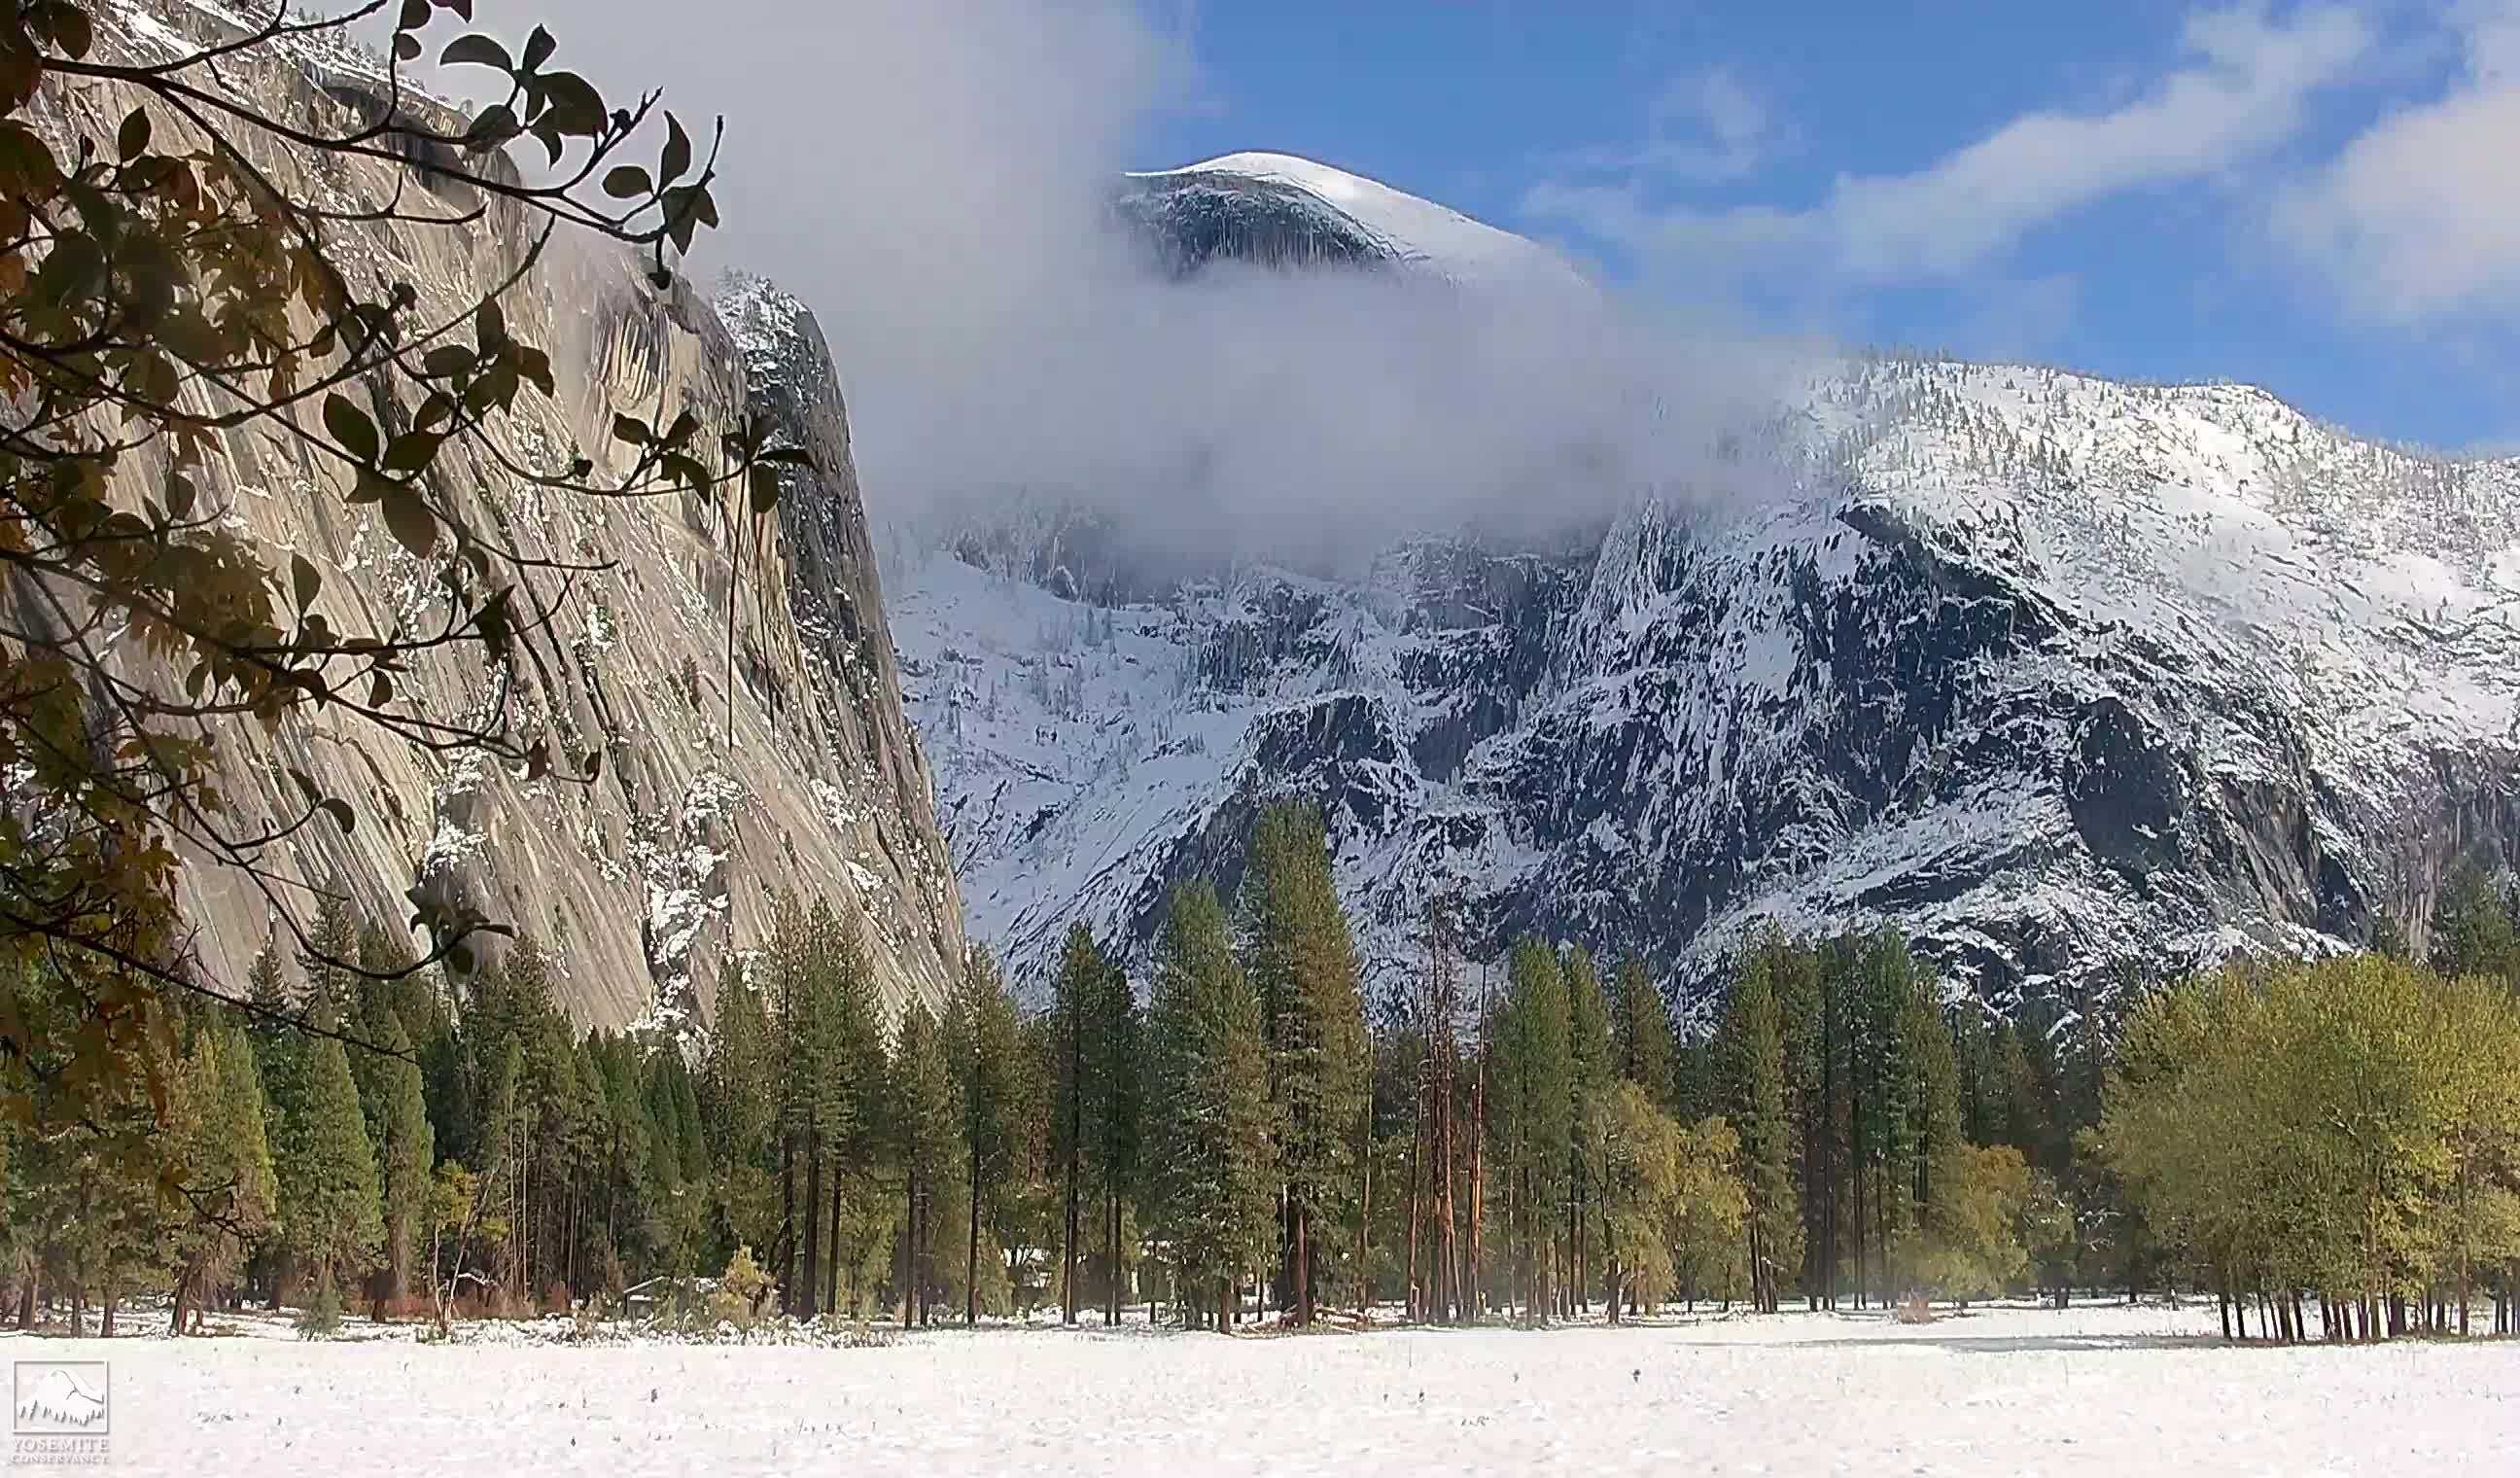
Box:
(427, 0, 1814, 576)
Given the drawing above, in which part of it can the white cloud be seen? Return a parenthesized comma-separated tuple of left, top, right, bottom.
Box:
(1527, 4, 2371, 287)
(2271, 1, 2520, 326)
(1558, 68, 1780, 185)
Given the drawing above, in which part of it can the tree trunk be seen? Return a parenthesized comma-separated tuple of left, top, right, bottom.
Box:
(966, 1142, 982, 1326)
(1294, 1201, 1312, 1326)
(1466, 1062, 1486, 1325)
(1358, 1111, 1373, 1320)
(801, 1126, 823, 1320)
(826, 1165, 845, 1318)
(1064, 1010, 1082, 1326)
(780, 1129, 797, 1318)
(1106, 1183, 1123, 1327)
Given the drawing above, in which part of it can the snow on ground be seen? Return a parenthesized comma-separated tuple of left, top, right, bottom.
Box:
(17, 1300, 2515, 1475)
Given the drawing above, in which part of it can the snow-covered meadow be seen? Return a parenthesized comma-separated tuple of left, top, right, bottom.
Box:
(16, 1300, 2515, 1475)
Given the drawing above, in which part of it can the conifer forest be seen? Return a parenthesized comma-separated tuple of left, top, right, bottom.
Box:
(17, 799, 2520, 1354)
(2, 1, 2518, 1473)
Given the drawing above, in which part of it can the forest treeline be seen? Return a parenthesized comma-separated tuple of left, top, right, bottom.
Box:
(6, 802, 2516, 1343)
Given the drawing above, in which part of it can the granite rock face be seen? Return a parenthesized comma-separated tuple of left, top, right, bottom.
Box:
(67, 2, 963, 1026)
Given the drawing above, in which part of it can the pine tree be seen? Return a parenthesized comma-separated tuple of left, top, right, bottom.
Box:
(1717, 944, 1800, 1313)
(889, 1000, 961, 1326)
(335, 919, 436, 1317)
(946, 948, 1024, 1324)
(1240, 800, 1368, 1325)
(364, 1009, 434, 1314)
(277, 1032, 385, 1303)
(1051, 923, 1102, 1324)
(167, 1021, 279, 1333)
(1610, 950, 1675, 1112)
(2432, 862, 2519, 984)
(1562, 944, 1612, 1316)
(702, 958, 780, 1260)
(1087, 948, 1140, 1325)
(1490, 936, 1570, 1323)
(1145, 883, 1275, 1331)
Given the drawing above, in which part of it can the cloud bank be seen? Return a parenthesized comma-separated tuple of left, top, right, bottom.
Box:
(434, 0, 1799, 573)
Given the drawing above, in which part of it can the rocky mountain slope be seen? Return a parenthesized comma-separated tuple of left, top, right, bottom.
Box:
(66, 2, 963, 1025)
(897, 156, 2520, 1009)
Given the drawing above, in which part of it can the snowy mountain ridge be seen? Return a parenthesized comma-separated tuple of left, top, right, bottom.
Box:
(889, 154, 2519, 1012)
(894, 352, 2519, 1009)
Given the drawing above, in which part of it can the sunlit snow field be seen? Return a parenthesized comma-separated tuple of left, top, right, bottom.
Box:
(18, 1299, 2516, 1475)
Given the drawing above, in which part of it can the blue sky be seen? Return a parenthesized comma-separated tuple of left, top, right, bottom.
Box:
(1136, 1, 2520, 452)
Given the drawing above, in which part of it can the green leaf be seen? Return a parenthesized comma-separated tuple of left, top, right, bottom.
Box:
(116, 108, 150, 163)
(320, 797, 355, 833)
(347, 470, 395, 506)
(610, 414, 649, 446)
(602, 164, 651, 199)
(475, 300, 506, 352)
(47, 3, 91, 61)
(291, 552, 321, 611)
(401, 0, 431, 29)
(382, 430, 444, 475)
(395, 33, 421, 63)
(462, 103, 518, 154)
(750, 464, 780, 514)
(521, 24, 556, 74)
(381, 490, 438, 559)
(420, 346, 472, 380)
(439, 34, 512, 71)
(288, 768, 322, 804)
(542, 73, 604, 137)
(323, 393, 379, 465)
(166, 473, 196, 519)
(661, 112, 691, 184)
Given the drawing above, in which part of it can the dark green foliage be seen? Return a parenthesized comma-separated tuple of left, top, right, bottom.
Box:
(946, 949, 1026, 1322)
(276, 1034, 383, 1296)
(1240, 801, 1369, 1323)
(1715, 943, 1799, 1312)
(1145, 883, 1275, 1326)
(1489, 935, 1570, 1322)
(2431, 863, 2519, 984)
(1610, 951, 1674, 1111)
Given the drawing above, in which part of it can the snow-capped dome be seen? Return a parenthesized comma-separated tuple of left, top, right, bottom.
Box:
(1125, 151, 1588, 291)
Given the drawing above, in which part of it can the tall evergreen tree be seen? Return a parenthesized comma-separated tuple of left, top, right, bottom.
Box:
(1717, 943, 1800, 1313)
(702, 958, 779, 1260)
(889, 1000, 961, 1326)
(1087, 948, 1141, 1325)
(1145, 884, 1276, 1331)
(361, 1009, 433, 1314)
(1240, 801, 1369, 1325)
(166, 1022, 278, 1333)
(1051, 924, 1102, 1324)
(276, 1032, 384, 1301)
(1562, 944, 1612, 1316)
(2432, 862, 2519, 984)
(1610, 950, 1675, 1112)
(946, 948, 1025, 1324)
(1490, 936, 1571, 1323)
